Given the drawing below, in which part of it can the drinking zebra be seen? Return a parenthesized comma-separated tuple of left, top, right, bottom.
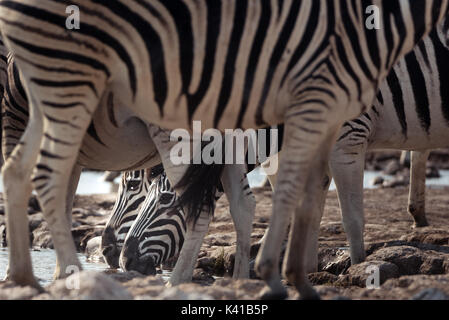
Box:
(0, 0, 448, 299)
(101, 168, 162, 269)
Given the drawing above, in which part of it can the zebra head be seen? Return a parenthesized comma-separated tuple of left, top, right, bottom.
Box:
(101, 168, 153, 268)
(119, 170, 186, 275)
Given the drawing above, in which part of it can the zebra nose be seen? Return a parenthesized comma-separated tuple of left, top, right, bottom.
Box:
(101, 227, 120, 268)
(120, 236, 156, 275)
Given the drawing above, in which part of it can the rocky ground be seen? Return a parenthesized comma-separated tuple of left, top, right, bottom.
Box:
(1, 182, 449, 300)
(0, 150, 449, 300)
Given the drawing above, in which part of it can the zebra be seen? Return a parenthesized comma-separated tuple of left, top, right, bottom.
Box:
(115, 16, 449, 280)
(0, 38, 256, 285)
(0, 0, 448, 300)
(326, 18, 449, 265)
(118, 168, 187, 275)
(101, 168, 158, 269)
(118, 162, 258, 281)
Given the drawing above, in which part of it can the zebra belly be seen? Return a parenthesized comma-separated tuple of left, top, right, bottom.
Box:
(77, 96, 161, 171)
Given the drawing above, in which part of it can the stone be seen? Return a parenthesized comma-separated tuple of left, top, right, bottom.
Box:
(85, 236, 105, 263)
(155, 287, 213, 300)
(371, 175, 385, 186)
(383, 160, 401, 175)
(0, 281, 40, 300)
(308, 271, 339, 285)
(341, 261, 400, 287)
(192, 268, 215, 284)
(411, 288, 449, 300)
(46, 271, 133, 300)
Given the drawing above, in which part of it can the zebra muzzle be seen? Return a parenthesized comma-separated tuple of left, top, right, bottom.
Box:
(120, 236, 157, 275)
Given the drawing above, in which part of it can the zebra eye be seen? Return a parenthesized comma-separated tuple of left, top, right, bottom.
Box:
(127, 180, 140, 191)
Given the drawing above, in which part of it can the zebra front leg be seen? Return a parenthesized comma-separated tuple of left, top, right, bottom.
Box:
(221, 164, 256, 279)
(329, 144, 367, 264)
(52, 164, 82, 278)
(2, 101, 43, 289)
(168, 210, 212, 285)
(30, 85, 104, 279)
(408, 150, 430, 228)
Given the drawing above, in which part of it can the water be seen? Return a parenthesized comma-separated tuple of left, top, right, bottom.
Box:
(0, 247, 110, 286)
(249, 169, 449, 190)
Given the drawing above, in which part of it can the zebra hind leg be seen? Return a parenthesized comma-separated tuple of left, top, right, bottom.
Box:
(221, 164, 256, 279)
(329, 142, 367, 265)
(408, 150, 430, 228)
(255, 106, 341, 300)
(2, 96, 43, 290)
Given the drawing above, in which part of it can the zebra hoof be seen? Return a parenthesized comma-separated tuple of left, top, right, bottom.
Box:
(412, 218, 429, 228)
(259, 287, 288, 300)
(10, 275, 44, 293)
(298, 289, 321, 300)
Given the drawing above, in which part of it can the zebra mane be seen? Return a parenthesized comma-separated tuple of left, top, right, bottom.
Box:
(175, 162, 225, 226)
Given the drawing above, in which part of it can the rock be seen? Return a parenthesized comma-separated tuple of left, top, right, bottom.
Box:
(308, 271, 339, 285)
(85, 236, 105, 263)
(196, 257, 215, 271)
(320, 223, 344, 235)
(32, 222, 53, 249)
(366, 246, 448, 275)
(108, 271, 146, 283)
(0, 281, 40, 300)
(209, 246, 237, 276)
(0, 224, 6, 247)
(155, 287, 213, 300)
(28, 195, 41, 214)
(322, 250, 351, 275)
(28, 213, 45, 232)
(340, 261, 400, 287)
(192, 268, 215, 284)
(383, 160, 401, 175)
(46, 271, 133, 300)
(382, 175, 408, 188)
(426, 165, 440, 179)
(399, 229, 449, 246)
(371, 175, 385, 186)
(411, 288, 449, 300)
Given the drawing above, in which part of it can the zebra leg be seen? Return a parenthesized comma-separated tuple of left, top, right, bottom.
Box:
(261, 154, 330, 274)
(52, 164, 82, 277)
(408, 150, 430, 228)
(221, 164, 256, 279)
(2, 99, 43, 289)
(256, 115, 340, 300)
(329, 144, 367, 264)
(168, 211, 212, 285)
(147, 124, 209, 284)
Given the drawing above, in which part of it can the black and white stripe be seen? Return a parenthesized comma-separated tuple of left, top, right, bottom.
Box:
(1, 0, 448, 299)
(119, 169, 187, 275)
